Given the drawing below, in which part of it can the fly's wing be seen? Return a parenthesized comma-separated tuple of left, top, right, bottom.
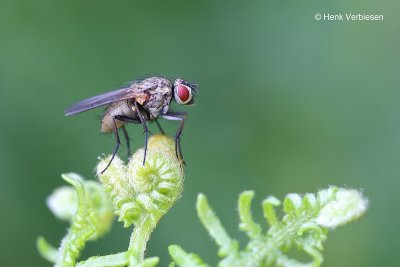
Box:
(64, 87, 137, 116)
(64, 78, 164, 116)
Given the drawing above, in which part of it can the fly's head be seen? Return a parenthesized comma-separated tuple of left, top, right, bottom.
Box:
(173, 79, 197, 105)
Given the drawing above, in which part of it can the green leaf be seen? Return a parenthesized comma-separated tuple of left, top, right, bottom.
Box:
(238, 191, 262, 238)
(136, 257, 160, 267)
(262, 196, 280, 227)
(36, 236, 58, 263)
(196, 194, 239, 257)
(168, 245, 209, 267)
(76, 252, 128, 267)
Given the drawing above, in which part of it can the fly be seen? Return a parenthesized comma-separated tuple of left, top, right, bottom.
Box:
(64, 77, 197, 173)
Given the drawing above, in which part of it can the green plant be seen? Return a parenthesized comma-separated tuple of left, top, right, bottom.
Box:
(169, 187, 367, 267)
(38, 134, 367, 267)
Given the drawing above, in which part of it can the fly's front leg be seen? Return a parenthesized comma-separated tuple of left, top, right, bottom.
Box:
(101, 118, 121, 174)
(162, 111, 187, 163)
(134, 102, 150, 165)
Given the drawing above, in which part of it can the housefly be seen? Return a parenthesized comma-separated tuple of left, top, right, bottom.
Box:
(65, 77, 197, 173)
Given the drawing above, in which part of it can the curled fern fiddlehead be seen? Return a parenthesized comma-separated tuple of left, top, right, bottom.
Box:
(94, 134, 184, 266)
(97, 134, 183, 229)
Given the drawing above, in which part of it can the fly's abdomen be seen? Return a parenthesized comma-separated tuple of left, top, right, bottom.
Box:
(101, 100, 136, 133)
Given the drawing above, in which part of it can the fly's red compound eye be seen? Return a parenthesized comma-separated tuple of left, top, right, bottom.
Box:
(175, 84, 192, 104)
(178, 85, 190, 102)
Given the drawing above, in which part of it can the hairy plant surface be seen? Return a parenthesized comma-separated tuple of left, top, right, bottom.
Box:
(38, 134, 367, 267)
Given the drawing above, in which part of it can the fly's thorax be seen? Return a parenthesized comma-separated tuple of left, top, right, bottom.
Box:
(101, 100, 137, 133)
(140, 77, 173, 119)
(144, 89, 172, 119)
(138, 77, 172, 92)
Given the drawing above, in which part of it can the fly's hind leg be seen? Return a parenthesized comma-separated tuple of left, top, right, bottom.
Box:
(114, 115, 141, 158)
(101, 118, 121, 174)
(101, 116, 141, 174)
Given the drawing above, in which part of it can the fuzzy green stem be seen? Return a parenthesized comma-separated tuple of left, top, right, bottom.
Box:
(259, 213, 322, 266)
(128, 216, 157, 263)
(57, 174, 97, 267)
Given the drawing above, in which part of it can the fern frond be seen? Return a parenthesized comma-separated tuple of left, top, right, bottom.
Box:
(170, 187, 367, 267)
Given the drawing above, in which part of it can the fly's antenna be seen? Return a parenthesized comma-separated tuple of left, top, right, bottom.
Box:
(190, 83, 198, 93)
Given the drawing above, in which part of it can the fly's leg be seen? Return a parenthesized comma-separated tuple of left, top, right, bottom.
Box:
(101, 118, 121, 174)
(162, 111, 187, 163)
(114, 115, 141, 124)
(134, 102, 150, 166)
(155, 119, 165, 134)
(121, 126, 131, 158)
(114, 115, 141, 158)
(101, 115, 141, 173)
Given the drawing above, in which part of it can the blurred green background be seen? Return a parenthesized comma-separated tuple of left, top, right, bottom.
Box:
(1, 0, 399, 266)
